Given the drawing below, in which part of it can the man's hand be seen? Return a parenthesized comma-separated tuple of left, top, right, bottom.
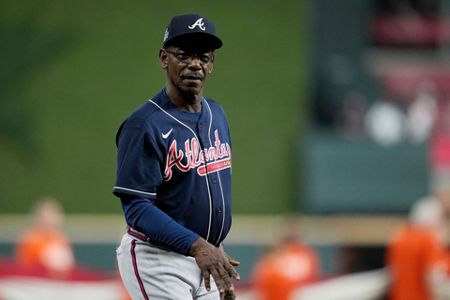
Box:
(222, 248, 240, 268)
(189, 238, 240, 298)
(221, 247, 239, 300)
(223, 285, 236, 300)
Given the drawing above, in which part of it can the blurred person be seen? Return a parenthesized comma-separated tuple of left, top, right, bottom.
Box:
(251, 215, 320, 300)
(14, 196, 75, 276)
(430, 168, 450, 218)
(429, 99, 450, 217)
(386, 197, 449, 300)
(406, 82, 438, 144)
(336, 91, 368, 140)
(365, 99, 406, 147)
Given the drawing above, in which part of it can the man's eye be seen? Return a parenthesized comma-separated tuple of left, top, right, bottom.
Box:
(200, 55, 211, 63)
(177, 54, 190, 61)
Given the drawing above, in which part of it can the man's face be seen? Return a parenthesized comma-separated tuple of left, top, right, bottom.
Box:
(160, 46, 214, 97)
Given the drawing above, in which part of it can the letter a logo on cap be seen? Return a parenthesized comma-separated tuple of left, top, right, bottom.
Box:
(188, 18, 206, 31)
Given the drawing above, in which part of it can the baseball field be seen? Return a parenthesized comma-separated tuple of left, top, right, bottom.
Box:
(1, 0, 444, 299)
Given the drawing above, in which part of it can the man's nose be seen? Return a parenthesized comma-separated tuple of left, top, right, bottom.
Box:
(188, 58, 202, 69)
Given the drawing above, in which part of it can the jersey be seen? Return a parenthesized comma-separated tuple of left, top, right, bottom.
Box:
(113, 89, 232, 254)
(15, 227, 75, 274)
(387, 225, 447, 300)
(251, 242, 320, 300)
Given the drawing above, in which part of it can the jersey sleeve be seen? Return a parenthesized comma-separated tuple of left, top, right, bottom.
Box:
(121, 196, 199, 255)
(114, 119, 199, 255)
(423, 231, 446, 271)
(113, 120, 163, 199)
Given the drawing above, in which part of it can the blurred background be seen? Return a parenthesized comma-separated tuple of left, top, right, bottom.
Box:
(1, 0, 450, 299)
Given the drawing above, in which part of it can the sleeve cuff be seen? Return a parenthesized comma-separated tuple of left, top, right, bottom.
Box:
(113, 186, 156, 199)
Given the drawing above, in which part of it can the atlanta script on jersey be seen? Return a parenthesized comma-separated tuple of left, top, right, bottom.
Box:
(113, 89, 232, 246)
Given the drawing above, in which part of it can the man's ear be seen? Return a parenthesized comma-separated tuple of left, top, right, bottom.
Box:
(208, 53, 215, 73)
(208, 52, 215, 74)
(159, 49, 168, 69)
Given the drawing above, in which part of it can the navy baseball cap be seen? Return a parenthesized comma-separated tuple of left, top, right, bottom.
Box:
(163, 13, 222, 50)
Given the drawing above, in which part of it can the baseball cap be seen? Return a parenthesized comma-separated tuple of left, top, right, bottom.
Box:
(162, 13, 222, 50)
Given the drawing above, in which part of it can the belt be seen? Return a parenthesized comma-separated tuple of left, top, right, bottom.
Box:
(127, 227, 151, 242)
(127, 227, 173, 252)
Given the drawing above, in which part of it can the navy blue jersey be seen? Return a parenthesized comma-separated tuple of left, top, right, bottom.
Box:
(113, 89, 232, 249)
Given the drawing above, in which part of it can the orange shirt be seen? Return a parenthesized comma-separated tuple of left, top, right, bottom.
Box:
(15, 228, 75, 274)
(387, 225, 446, 300)
(252, 242, 319, 300)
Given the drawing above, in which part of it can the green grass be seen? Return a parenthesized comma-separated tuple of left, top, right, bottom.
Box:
(0, 0, 309, 214)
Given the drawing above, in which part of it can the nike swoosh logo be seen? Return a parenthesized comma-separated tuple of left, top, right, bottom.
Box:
(162, 128, 173, 139)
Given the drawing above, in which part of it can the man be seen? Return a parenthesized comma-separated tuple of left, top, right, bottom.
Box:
(114, 13, 239, 300)
(15, 196, 75, 277)
(386, 197, 449, 300)
(251, 216, 320, 300)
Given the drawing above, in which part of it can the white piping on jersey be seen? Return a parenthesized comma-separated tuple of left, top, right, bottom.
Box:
(148, 98, 214, 242)
(204, 101, 227, 245)
(113, 186, 156, 197)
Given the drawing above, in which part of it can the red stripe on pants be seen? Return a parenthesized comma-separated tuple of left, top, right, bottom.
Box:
(131, 239, 149, 300)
